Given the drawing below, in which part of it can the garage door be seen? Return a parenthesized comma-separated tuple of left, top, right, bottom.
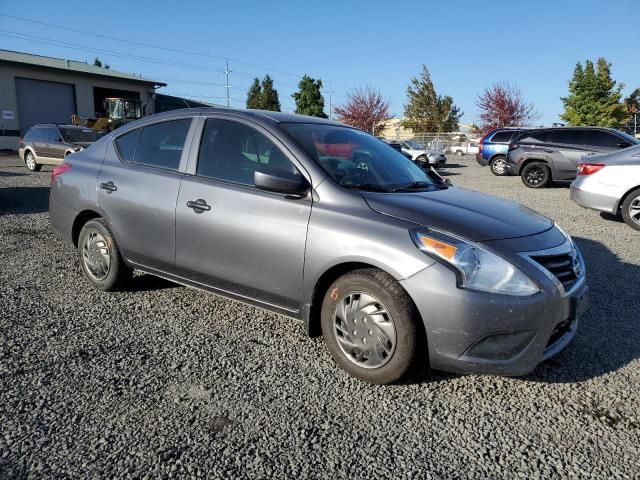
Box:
(15, 78, 76, 135)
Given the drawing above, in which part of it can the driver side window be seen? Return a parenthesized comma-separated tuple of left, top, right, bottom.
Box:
(196, 118, 301, 186)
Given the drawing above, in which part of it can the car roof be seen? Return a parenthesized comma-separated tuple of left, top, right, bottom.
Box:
(31, 124, 88, 129)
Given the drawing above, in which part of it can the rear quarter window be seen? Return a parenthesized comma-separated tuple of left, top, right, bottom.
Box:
(115, 128, 142, 162)
(489, 131, 514, 143)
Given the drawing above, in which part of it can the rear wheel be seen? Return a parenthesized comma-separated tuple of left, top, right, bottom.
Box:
(490, 156, 508, 176)
(621, 187, 640, 231)
(456, 150, 463, 156)
(320, 269, 422, 384)
(25, 151, 41, 172)
(521, 161, 551, 188)
(78, 218, 132, 291)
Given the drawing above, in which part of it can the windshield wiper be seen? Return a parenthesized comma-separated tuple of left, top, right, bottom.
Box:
(392, 181, 446, 192)
(342, 183, 393, 193)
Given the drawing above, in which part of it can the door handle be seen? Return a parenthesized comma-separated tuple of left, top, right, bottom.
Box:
(543, 149, 554, 153)
(186, 199, 211, 212)
(99, 181, 117, 192)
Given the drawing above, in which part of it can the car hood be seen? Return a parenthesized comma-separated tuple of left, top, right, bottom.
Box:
(362, 186, 553, 241)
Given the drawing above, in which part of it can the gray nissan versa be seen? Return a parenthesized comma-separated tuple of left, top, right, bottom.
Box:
(49, 108, 588, 384)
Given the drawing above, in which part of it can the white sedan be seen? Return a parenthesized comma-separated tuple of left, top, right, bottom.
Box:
(570, 144, 640, 231)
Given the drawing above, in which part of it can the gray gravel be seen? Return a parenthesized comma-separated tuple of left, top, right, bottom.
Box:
(1, 154, 639, 479)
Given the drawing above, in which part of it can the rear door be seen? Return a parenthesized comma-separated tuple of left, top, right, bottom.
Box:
(175, 116, 312, 312)
(40, 127, 62, 162)
(97, 116, 196, 272)
(548, 129, 586, 179)
(29, 127, 47, 157)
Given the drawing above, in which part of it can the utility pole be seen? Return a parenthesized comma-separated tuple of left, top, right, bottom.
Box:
(225, 58, 230, 108)
(329, 81, 332, 120)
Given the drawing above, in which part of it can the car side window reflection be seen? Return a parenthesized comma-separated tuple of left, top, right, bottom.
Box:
(196, 118, 301, 186)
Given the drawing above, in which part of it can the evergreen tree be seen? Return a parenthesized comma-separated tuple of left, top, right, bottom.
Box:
(402, 65, 461, 132)
(561, 58, 626, 127)
(623, 88, 640, 133)
(246, 78, 263, 109)
(292, 75, 327, 118)
(261, 75, 281, 112)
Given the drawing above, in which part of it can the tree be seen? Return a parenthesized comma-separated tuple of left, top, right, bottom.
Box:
(623, 88, 640, 133)
(93, 57, 110, 69)
(245, 76, 281, 111)
(292, 75, 327, 118)
(475, 82, 539, 132)
(334, 86, 390, 134)
(402, 65, 461, 132)
(261, 75, 281, 112)
(561, 58, 626, 127)
(246, 78, 263, 109)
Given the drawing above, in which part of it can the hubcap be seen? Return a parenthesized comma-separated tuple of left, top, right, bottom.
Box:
(493, 158, 506, 174)
(629, 196, 640, 225)
(82, 229, 111, 281)
(26, 153, 35, 170)
(525, 166, 545, 185)
(332, 292, 396, 369)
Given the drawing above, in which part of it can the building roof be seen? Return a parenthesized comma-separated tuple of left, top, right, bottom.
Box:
(0, 49, 166, 86)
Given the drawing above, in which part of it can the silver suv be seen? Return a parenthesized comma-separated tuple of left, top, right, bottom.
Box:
(49, 108, 588, 384)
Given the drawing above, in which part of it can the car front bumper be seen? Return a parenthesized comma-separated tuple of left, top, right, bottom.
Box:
(401, 258, 588, 376)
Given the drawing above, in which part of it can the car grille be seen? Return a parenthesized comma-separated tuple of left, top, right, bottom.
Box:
(530, 252, 580, 292)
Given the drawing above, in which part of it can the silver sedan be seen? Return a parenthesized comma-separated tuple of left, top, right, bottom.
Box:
(570, 144, 640, 231)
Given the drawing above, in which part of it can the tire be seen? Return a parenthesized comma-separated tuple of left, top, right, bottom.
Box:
(521, 161, 551, 188)
(24, 151, 41, 172)
(415, 155, 428, 166)
(456, 150, 463, 156)
(78, 218, 132, 291)
(490, 156, 508, 176)
(621, 187, 640, 231)
(320, 268, 422, 384)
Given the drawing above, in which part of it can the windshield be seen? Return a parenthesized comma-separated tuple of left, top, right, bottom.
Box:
(281, 124, 444, 192)
(405, 140, 424, 149)
(615, 129, 640, 145)
(59, 128, 102, 144)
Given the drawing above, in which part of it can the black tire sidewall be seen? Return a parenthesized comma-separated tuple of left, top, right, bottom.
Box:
(521, 162, 550, 188)
(416, 155, 428, 166)
(621, 188, 640, 231)
(78, 218, 128, 291)
(320, 270, 419, 384)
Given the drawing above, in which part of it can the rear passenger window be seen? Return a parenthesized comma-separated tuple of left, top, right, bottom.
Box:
(115, 119, 191, 170)
(518, 131, 552, 143)
(551, 130, 585, 145)
(585, 131, 624, 148)
(489, 131, 514, 143)
(115, 128, 141, 162)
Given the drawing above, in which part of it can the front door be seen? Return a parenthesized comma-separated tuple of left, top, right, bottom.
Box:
(175, 117, 312, 312)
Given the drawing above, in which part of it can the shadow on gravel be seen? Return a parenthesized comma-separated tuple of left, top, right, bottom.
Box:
(528, 236, 640, 384)
(0, 170, 26, 177)
(443, 163, 468, 169)
(0, 186, 49, 215)
(599, 211, 625, 224)
(124, 274, 181, 292)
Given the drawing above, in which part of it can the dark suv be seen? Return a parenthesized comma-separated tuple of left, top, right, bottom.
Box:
(475, 128, 527, 176)
(19, 124, 102, 172)
(506, 127, 639, 188)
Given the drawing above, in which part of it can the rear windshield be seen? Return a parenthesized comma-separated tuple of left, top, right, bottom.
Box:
(59, 128, 102, 143)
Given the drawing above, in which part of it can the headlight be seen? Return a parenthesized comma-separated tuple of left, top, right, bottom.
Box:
(410, 229, 540, 296)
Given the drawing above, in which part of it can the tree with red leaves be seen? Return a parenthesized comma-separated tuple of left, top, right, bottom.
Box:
(334, 86, 391, 134)
(475, 82, 539, 133)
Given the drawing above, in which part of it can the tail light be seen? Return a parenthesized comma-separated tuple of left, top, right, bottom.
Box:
(51, 163, 71, 184)
(577, 163, 605, 176)
(478, 131, 491, 152)
(18, 138, 25, 147)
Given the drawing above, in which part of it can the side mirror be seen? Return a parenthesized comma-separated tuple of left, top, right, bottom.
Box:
(254, 169, 310, 197)
(56, 137, 64, 143)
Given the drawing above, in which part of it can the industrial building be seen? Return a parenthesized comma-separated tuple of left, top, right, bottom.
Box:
(0, 49, 167, 150)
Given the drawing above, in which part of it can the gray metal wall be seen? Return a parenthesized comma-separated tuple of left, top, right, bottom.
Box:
(15, 78, 76, 134)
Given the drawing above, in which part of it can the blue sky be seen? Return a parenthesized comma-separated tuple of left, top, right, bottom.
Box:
(1, 0, 638, 126)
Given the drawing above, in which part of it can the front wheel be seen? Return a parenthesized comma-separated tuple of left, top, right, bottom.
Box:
(415, 155, 429, 166)
(456, 150, 463, 156)
(78, 218, 132, 291)
(490, 156, 508, 176)
(320, 269, 422, 384)
(24, 151, 41, 172)
(521, 161, 551, 188)
(621, 187, 640, 231)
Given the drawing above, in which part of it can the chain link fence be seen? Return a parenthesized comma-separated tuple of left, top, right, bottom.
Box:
(378, 131, 481, 152)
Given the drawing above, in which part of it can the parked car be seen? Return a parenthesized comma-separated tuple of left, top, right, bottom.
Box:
(570, 144, 640, 231)
(49, 108, 588, 384)
(19, 124, 102, 172)
(475, 128, 528, 176)
(399, 140, 447, 168)
(506, 127, 639, 188)
(382, 139, 413, 160)
(448, 141, 479, 156)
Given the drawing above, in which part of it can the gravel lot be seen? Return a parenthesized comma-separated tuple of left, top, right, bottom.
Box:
(1, 153, 639, 479)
